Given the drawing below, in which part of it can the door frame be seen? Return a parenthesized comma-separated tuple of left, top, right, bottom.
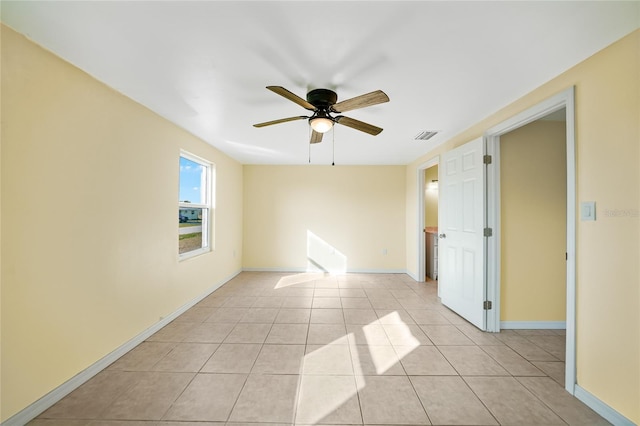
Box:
(416, 156, 439, 284)
(484, 86, 576, 394)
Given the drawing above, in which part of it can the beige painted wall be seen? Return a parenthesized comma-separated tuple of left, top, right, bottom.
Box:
(243, 165, 405, 272)
(500, 120, 567, 321)
(1, 26, 243, 421)
(405, 30, 639, 422)
(424, 165, 439, 228)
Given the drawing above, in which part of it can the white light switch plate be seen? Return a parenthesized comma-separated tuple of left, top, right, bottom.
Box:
(581, 201, 596, 221)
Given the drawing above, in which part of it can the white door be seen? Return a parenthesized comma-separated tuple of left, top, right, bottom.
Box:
(438, 137, 486, 330)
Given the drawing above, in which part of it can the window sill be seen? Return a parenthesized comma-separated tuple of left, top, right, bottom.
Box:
(179, 246, 211, 262)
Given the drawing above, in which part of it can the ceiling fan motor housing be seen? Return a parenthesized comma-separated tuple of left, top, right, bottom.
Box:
(307, 88, 338, 109)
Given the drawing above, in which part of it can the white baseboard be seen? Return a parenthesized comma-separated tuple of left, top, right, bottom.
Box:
(500, 321, 566, 329)
(242, 266, 308, 273)
(406, 270, 421, 282)
(349, 269, 409, 274)
(1, 269, 241, 426)
(242, 267, 410, 275)
(574, 384, 636, 426)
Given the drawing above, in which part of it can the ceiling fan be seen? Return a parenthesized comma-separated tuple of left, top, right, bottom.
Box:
(253, 86, 390, 144)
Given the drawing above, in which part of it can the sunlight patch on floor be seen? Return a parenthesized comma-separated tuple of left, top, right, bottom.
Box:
(298, 334, 360, 424)
(377, 311, 420, 360)
(296, 314, 425, 424)
(367, 343, 402, 376)
(274, 272, 325, 289)
(296, 374, 362, 424)
(350, 344, 365, 377)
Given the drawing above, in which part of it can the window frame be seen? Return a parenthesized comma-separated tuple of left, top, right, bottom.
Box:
(178, 150, 214, 260)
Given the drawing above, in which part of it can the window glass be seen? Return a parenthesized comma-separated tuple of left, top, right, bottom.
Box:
(179, 156, 206, 204)
(178, 152, 213, 258)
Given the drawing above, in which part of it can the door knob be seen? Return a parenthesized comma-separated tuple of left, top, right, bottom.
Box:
(439, 233, 446, 239)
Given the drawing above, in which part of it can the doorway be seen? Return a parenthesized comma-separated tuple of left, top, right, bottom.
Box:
(416, 157, 439, 284)
(485, 87, 576, 394)
(415, 87, 576, 393)
(424, 164, 439, 282)
(499, 110, 567, 329)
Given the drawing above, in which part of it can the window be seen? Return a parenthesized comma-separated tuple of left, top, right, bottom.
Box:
(179, 151, 214, 258)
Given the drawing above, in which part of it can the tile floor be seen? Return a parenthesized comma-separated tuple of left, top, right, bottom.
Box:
(30, 272, 610, 425)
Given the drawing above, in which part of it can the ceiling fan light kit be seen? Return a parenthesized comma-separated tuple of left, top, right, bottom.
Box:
(309, 116, 333, 133)
(254, 85, 389, 146)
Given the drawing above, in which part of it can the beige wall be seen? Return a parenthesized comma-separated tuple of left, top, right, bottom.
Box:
(406, 30, 639, 422)
(500, 120, 567, 321)
(243, 165, 405, 272)
(1, 26, 243, 421)
(424, 165, 439, 228)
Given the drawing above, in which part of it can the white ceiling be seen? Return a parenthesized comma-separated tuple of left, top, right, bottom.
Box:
(2, 1, 638, 165)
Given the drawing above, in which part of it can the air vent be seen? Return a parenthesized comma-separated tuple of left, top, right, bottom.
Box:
(414, 130, 438, 141)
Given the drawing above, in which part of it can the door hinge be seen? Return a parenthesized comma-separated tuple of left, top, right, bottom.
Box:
(483, 154, 492, 164)
(483, 300, 492, 310)
(484, 227, 493, 237)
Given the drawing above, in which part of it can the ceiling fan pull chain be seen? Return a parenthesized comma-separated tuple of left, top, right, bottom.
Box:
(309, 131, 312, 164)
(332, 127, 335, 166)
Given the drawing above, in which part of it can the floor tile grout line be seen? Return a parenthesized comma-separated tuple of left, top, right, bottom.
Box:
(453, 374, 502, 425)
(157, 369, 200, 422)
(404, 374, 435, 425)
(513, 376, 574, 426)
(432, 341, 464, 378)
(343, 333, 366, 425)
(219, 369, 252, 424)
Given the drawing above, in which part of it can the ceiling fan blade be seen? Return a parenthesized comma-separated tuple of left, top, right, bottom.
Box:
(267, 86, 316, 111)
(253, 116, 308, 128)
(335, 116, 383, 135)
(331, 90, 389, 113)
(310, 130, 323, 144)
